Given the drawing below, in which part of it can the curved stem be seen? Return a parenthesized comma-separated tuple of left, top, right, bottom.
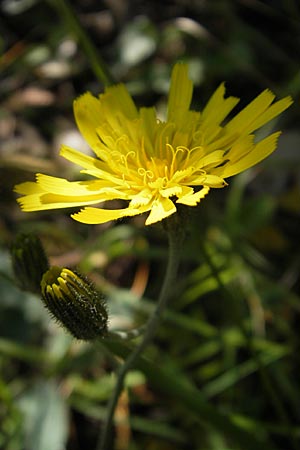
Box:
(97, 219, 184, 450)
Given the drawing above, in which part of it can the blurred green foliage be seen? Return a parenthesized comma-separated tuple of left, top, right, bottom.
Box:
(1, 0, 300, 449)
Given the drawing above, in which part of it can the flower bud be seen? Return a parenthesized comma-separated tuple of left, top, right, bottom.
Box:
(11, 233, 49, 294)
(41, 266, 108, 340)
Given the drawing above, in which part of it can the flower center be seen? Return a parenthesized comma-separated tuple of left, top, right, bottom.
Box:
(108, 133, 201, 194)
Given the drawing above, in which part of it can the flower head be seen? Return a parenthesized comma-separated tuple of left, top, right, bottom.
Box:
(15, 63, 292, 226)
(41, 266, 108, 340)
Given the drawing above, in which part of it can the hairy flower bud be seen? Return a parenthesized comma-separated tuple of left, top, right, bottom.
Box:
(11, 233, 49, 294)
(41, 266, 108, 340)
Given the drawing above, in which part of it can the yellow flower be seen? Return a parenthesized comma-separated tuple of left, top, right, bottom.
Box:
(15, 63, 292, 226)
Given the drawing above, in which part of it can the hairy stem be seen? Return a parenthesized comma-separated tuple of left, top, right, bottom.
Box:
(97, 217, 184, 450)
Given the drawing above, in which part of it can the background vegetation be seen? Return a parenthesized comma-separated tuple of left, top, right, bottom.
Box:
(1, 1, 300, 449)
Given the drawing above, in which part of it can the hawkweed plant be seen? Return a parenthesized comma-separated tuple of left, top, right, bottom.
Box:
(14, 63, 292, 450)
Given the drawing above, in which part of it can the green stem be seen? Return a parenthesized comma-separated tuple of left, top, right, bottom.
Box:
(49, 0, 115, 86)
(97, 218, 184, 450)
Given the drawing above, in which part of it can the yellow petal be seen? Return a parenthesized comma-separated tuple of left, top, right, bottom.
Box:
(37, 174, 129, 197)
(172, 129, 191, 150)
(101, 84, 138, 120)
(160, 185, 183, 198)
(60, 145, 104, 171)
(188, 174, 227, 187)
(172, 167, 194, 183)
(222, 132, 280, 178)
(244, 96, 293, 133)
(225, 135, 254, 162)
(139, 107, 157, 155)
(201, 83, 239, 126)
(129, 190, 153, 207)
(72, 206, 144, 224)
(204, 131, 239, 153)
(194, 150, 225, 170)
(176, 186, 194, 198)
(225, 89, 275, 135)
(203, 175, 227, 187)
(177, 186, 210, 206)
(145, 197, 177, 225)
(35, 174, 96, 195)
(60, 146, 126, 186)
(17, 188, 129, 211)
(167, 63, 193, 125)
(73, 93, 102, 151)
(14, 181, 43, 195)
(17, 193, 104, 212)
(15, 174, 130, 211)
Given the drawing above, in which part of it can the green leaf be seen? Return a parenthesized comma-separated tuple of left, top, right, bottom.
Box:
(100, 337, 277, 450)
(17, 381, 68, 450)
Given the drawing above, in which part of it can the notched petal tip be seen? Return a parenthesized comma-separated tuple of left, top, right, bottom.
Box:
(176, 186, 210, 206)
(145, 198, 177, 226)
(73, 91, 96, 107)
(16, 197, 26, 209)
